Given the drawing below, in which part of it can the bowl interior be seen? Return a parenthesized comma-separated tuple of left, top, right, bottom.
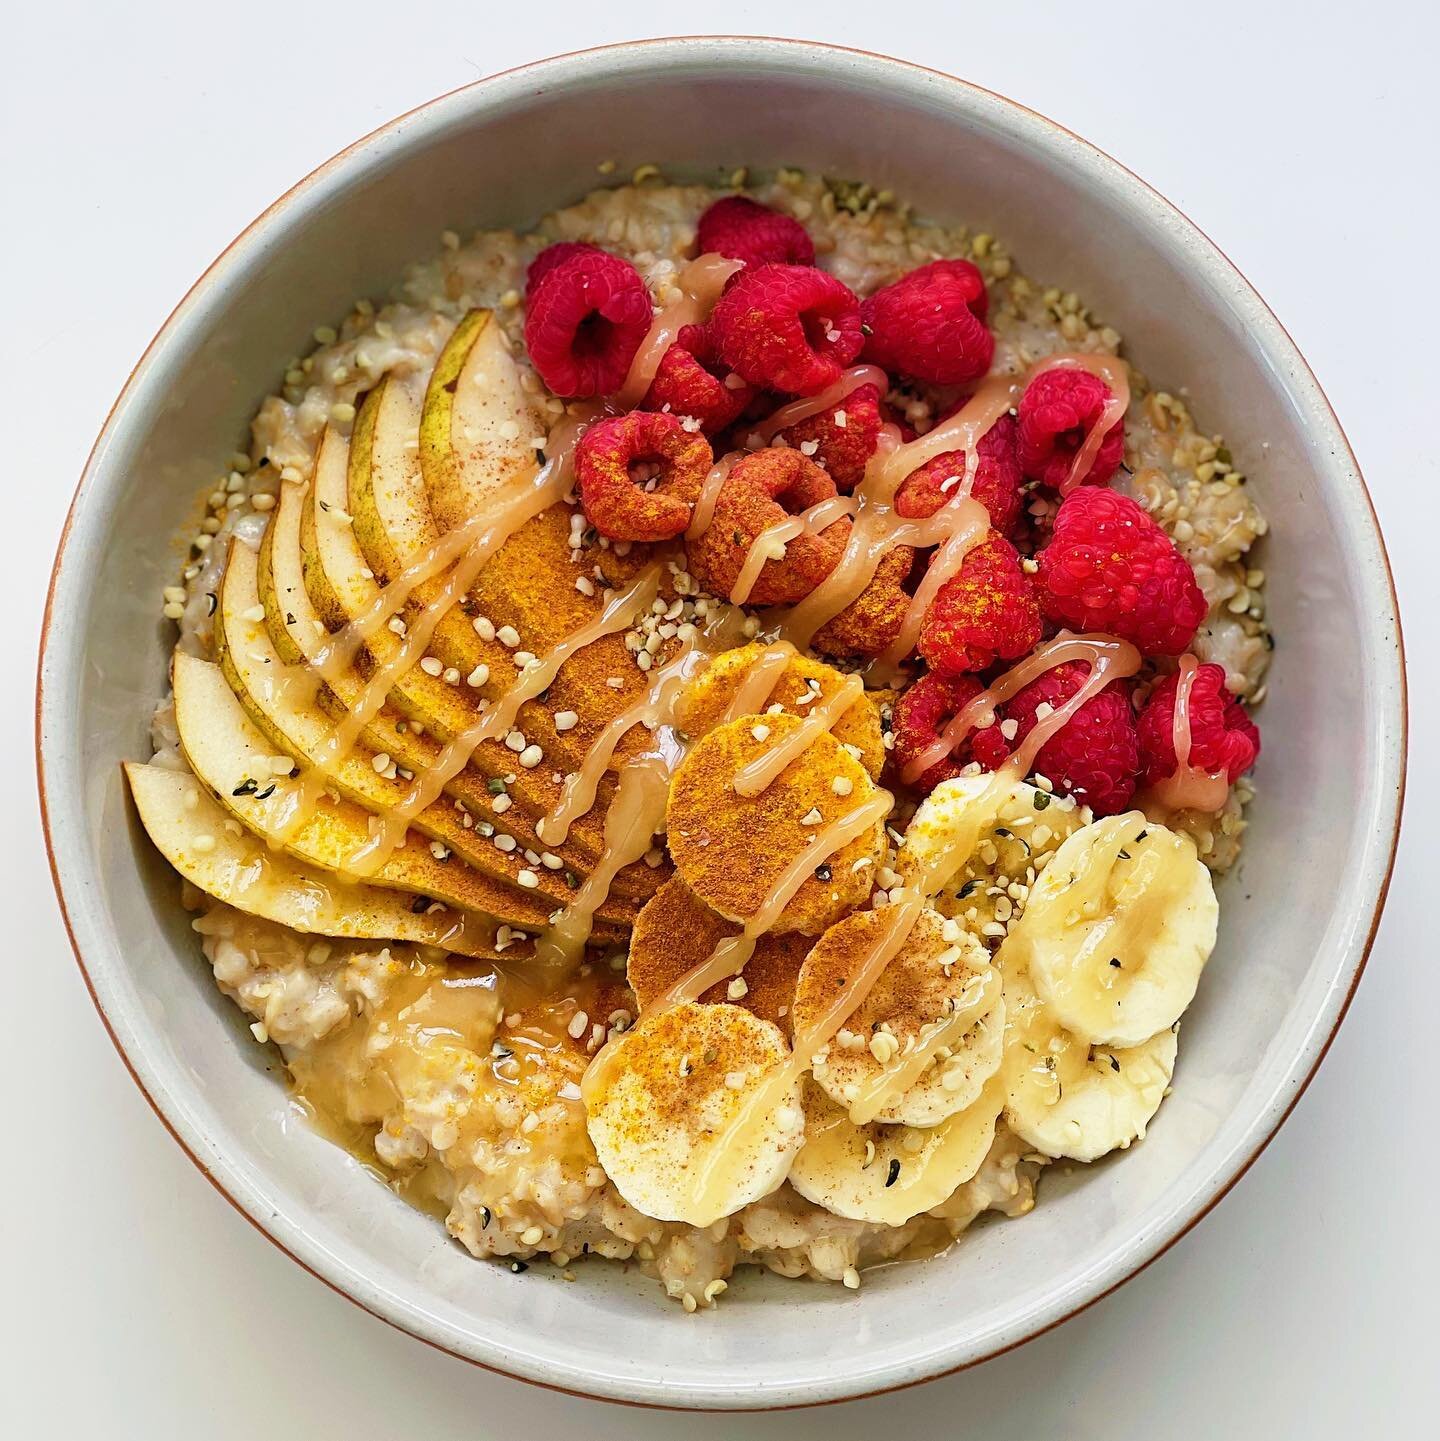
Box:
(39, 41, 1402, 1408)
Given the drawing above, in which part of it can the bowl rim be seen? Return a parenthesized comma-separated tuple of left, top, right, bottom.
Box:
(35, 35, 1407, 1411)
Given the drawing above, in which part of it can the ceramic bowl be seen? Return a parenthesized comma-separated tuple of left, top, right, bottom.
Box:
(37, 37, 1405, 1410)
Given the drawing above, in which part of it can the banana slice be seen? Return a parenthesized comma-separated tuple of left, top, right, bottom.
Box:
(898, 774, 1087, 938)
(788, 1076, 1004, 1225)
(1000, 971, 1177, 1163)
(583, 1001, 804, 1226)
(1007, 812, 1216, 1047)
(796, 908, 1004, 1127)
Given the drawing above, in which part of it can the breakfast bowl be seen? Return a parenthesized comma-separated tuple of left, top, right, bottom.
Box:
(37, 37, 1404, 1409)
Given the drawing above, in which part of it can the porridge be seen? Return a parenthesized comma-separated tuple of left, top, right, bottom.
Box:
(129, 167, 1267, 1308)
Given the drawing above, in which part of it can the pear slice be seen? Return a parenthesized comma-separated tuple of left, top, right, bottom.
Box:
(297, 414, 649, 912)
(172, 651, 558, 929)
(350, 370, 668, 913)
(215, 534, 565, 895)
(418, 308, 543, 532)
(124, 762, 500, 957)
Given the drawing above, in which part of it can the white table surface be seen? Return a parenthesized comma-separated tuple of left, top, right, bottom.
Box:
(5, 2, 1435, 1434)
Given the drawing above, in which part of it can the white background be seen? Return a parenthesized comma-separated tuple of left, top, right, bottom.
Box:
(4, 2, 1436, 1435)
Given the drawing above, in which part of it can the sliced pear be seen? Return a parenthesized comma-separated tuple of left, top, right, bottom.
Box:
(124, 762, 499, 957)
(215, 535, 561, 892)
(261, 445, 635, 928)
(171, 651, 557, 929)
(419, 308, 543, 532)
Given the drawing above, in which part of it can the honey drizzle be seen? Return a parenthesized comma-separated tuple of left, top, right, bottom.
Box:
(845, 963, 1001, 1126)
(729, 517, 806, 605)
(1043, 353, 1131, 493)
(345, 565, 663, 874)
(732, 672, 866, 797)
(1147, 653, 1231, 813)
(687, 456, 736, 540)
(745, 364, 890, 445)
(651, 788, 896, 1010)
(718, 641, 797, 724)
(614, 253, 745, 409)
(532, 754, 671, 971)
(901, 630, 1143, 786)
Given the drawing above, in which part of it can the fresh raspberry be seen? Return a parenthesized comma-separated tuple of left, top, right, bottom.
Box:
(890, 673, 992, 795)
(526, 241, 601, 291)
(575, 411, 714, 542)
(859, 259, 993, 386)
(696, 196, 815, 268)
(775, 383, 884, 490)
(523, 246, 652, 398)
(977, 660, 1139, 815)
(686, 449, 847, 605)
(1136, 663, 1260, 788)
(642, 323, 754, 433)
(1037, 487, 1207, 656)
(894, 413, 1023, 538)
(710, 263, 863, 396)
(812, 545, 915, 659)
(916, 535, 1042, 676)
(1017, 366, 1125, 490)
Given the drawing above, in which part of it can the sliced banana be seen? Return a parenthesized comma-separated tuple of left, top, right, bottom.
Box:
(583, 1001, 804, 1227)
(898, 774, 1087, 938)
(796, 908, 1004, 1127)
(1000, 971, 1177, 1163)
(1008, 812, 1216, 1047)
(788, 1075, 1004, 1225)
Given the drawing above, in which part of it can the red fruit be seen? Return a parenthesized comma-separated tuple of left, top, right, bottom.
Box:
(1136, 662, 1260, 788)
(526, 241, 601, 292)
(710, 263, 863, 396)
(979, 660, 1140, 815)
(1017, 366, 1125, 490)
(890, 672, 993, 795)
(776, 383, 884, 491)
(574, 411, 714, 542)
(894, 413, 1023, 538)
(685, 449, 848, 606)
(523, 246, 653, 398)
(1037, 487, 1208, 656)
(917, 535, 1043, 676)
(859, 259, 993, 386)
(696, 196, 815, 268)
(642, 323, 754, 433)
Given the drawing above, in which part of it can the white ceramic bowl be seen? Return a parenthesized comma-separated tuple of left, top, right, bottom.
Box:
(38, 38, 1405, 1410)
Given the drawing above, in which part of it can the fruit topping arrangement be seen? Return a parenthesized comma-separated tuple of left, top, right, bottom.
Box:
(530, 191, 1259, 822)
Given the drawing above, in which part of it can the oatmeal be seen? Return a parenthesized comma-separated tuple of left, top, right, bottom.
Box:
(129, 169, 1267, 1307)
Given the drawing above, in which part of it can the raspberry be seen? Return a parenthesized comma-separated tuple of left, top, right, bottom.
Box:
(776, 383, 884, 490)
(1136, 662, 1260, 788)
(890, 673, 992, 795)
(978, 660, 1139, 815)
(526, 241, 601, 291)
(696, 196, 815, 268)
(642, 323, 754, 433)
(710, 263, 863, 396)
(1017, 367, 1125, 490)
(686, 449, 847, 605)
(894, 413, 1023, 538)
(575, 411, 714, 542)
(916, 535, 1042, 676)
(812, 545, 915, 659)
(1037, 487, 1207, 656)
(523, 246, 652, 398)
(859, 259, 993, 386)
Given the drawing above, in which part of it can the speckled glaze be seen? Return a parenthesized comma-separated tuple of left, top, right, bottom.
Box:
(36, 38, 1405, 1410)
